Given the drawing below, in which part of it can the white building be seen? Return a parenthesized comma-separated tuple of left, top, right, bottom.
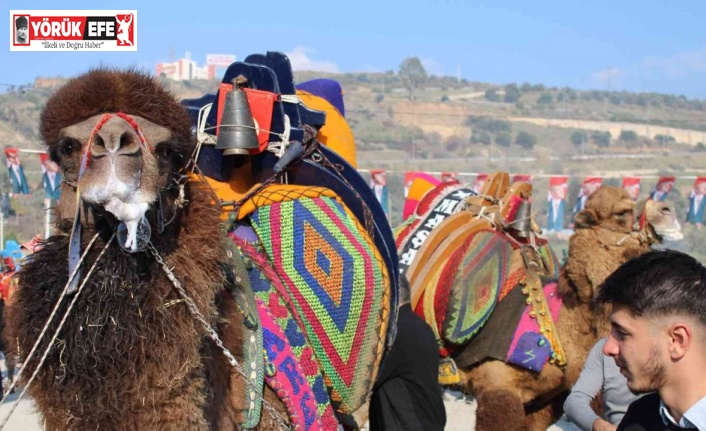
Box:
(156, 58, 216, 81)
(156, 53, 235, 81)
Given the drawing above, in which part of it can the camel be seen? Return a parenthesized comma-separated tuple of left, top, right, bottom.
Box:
(399, 178, 682, 431)
(6, 68, 391, 430)
(466, 186, 682, 431)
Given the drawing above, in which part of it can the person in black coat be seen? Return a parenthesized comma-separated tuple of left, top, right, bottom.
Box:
(368, 276, 446, 431)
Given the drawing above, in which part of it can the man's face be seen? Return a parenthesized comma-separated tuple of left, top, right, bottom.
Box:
(17, 26, 27, 40)
(658, 182, 673, 193)
(550, 185, 566, 200)
(603, 305, 667, 394)
(583, 182, 601, 196)
(697, 183, 706, 195)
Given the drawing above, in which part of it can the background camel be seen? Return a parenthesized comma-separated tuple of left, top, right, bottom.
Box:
(467, 186, 682, 431)
(400, 179, 682, 431)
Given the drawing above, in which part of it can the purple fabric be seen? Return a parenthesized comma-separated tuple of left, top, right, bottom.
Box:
(296, 79, 345, 117)
(507, 332, 551, 372)
(505, 281, 563, 373)
(232, 225, 259, 243)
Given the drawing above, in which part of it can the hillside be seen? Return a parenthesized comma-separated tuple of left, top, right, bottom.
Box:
(2, 70, 706, 259)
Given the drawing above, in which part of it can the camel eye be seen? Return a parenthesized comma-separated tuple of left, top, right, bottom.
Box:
(58, 137, 81, 157)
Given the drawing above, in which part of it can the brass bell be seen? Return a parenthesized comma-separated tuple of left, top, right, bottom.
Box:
(510, 198, 533, 238)
(216, 77, 260, 156)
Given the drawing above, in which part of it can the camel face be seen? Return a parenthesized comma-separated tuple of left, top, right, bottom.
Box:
(40, 68, 195, 251)
(642, 199, 683, 241)
(55, 113, 175, 250)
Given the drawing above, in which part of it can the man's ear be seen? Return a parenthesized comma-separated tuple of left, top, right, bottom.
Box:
(667, 322, 692, 360)
(574, 208, 599, 228)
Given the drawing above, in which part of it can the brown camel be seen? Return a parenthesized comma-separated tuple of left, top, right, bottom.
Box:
(6, 68, 289, 430)
(468, 186, 682, 431)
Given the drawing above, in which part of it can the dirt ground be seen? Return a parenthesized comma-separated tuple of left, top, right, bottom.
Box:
(0, 358, 577, 431)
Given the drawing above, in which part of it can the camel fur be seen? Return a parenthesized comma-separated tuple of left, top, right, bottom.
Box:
(7, 68, 287, 430)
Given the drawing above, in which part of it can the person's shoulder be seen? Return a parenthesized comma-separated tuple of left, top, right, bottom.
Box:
(618, 393, 661, 430)
(627, 392, 660, 411)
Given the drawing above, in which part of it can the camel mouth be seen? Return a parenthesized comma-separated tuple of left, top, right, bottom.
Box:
(656, 227, 683, 242)
(80, 173, 158, 252)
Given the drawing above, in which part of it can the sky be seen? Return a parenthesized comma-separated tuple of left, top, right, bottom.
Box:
(2, 0, 706, 97)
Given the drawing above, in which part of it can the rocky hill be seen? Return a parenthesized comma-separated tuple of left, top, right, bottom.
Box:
(2, 70, 706, 259)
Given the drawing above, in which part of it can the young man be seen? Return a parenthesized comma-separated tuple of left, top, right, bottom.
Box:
(597, 249, 706, 431)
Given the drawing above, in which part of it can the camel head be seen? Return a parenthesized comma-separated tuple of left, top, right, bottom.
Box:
(40, 68, 194, 251)
(634, 198, 683, 243)
(573, 186, 635, 234)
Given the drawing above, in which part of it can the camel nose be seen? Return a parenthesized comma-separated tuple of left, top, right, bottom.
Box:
(91, 117, 141, 157)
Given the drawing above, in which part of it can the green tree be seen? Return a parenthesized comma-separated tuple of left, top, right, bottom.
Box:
(485, 88, 501, 102)
(471, 129, 491, 145)
(619, 130, 638, 141)
(495, 131, 512, 147)
(537, 92, 553, 104)
(570, 131, 587, 146)
(398, 57, 428, 100)
(515, 131, 536, 149)
(465, 116, 512, 133)
(503, 84, 521, 103)
(591, 131, 612, 147)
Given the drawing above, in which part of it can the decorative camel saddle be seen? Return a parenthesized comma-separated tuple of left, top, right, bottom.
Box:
(183, 52, 399, 429)
(397, 172, 565, 384)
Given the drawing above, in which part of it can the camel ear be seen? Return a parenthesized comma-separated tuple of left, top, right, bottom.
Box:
(574, 208, 599, 228)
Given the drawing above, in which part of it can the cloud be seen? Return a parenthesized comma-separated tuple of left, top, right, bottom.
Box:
(643, 46, 706, 78)
(420, 57, 444, 76)
(285, 46, 340, 73)
(590, 67, 627, 89)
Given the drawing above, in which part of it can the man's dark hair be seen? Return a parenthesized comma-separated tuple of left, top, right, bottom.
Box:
(596, 249, 706, 325)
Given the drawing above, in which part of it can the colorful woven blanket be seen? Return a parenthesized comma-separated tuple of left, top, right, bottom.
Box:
(239, 184, 390, 422)
(234, 237, 340, 430)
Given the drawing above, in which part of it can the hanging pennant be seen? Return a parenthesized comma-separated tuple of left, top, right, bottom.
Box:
(547, 176, 568, 232)
(5, 148, 29, 197)
(370, 169, 390, 219)
(571, 176, 603, 221)
(686, 177, 706, 228)
(649, 176, 675, 202)
(40, 153, 62, 204)
(472, 173, 489, 194)
(622, 177, 641, 201)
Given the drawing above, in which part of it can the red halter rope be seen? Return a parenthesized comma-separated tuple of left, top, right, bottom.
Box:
(78, 112, 153, 179)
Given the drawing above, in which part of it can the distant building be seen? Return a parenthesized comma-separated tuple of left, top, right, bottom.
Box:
(34, 77, 64, 89)
(156, 53, 235, 81)
(156, 58, 216, 81)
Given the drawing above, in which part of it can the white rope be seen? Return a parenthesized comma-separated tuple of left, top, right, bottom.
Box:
(279, 94, 301, 105)
(0, 233, 115, 430)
